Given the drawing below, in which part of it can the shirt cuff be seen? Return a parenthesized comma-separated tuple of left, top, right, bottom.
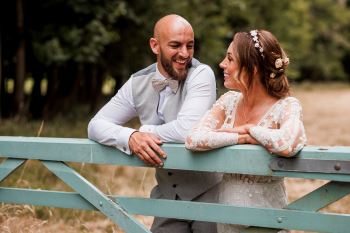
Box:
(139, 125, 156, 134)
(115, 127, 137, 155)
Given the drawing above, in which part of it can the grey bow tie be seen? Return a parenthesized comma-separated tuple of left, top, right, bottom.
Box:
(152, 78, 179, 93)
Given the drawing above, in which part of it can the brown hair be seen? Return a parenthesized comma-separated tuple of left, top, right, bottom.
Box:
(232, 30, 290, 98)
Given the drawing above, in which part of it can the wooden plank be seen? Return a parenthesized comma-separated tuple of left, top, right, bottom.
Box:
(1, 188, 349, 233)
(0, 187, 96, 210)
(114, 197, 350, 233)
(1, 137, 350, 232)
(42, 161, 151, 233)
(0, 158, 26, 182)
(0, 136, 350, 181)
(287, 181, 350, 211)
(241, 181, 350, 233)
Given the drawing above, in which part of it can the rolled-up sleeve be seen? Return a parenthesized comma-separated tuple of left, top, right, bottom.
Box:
(88, 79, 137, 154)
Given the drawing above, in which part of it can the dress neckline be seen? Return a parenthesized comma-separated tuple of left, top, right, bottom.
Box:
(232, 93, 284, 127)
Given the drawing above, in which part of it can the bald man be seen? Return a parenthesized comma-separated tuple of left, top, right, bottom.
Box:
(88, 14, 222, 233)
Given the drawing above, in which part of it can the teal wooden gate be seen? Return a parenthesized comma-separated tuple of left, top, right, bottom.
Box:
(0, 136, 350, 233)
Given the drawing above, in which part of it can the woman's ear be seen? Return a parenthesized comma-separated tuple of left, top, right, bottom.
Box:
(149, 38, 159, 55)
(253, 66, 258, 76)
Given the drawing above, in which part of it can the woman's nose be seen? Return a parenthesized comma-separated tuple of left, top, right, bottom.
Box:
(219, 60, 226, 69)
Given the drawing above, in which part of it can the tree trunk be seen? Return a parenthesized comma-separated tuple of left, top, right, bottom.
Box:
(0, 25, 2, 119)
(42, 64, 59, 119)
(14, 0, 26, 117)
(29, 66, 44, 119)
(88, 64, 103, 113)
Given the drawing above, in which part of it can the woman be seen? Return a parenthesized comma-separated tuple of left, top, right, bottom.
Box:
(185, 30, 307, 233)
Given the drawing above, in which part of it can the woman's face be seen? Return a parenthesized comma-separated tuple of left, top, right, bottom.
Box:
(219, 41, 242, 90)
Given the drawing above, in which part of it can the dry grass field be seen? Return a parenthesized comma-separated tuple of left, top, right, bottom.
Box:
(0, 83, 350, 233)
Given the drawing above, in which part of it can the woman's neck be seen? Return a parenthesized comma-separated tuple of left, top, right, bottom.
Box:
(241, 82, 276, 109)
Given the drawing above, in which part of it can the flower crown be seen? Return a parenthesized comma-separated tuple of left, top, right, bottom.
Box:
(250, 30, 264, 58)
(249, 30, 289, 79)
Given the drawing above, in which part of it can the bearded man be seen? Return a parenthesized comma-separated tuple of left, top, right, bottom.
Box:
(88, 14, 221, 233)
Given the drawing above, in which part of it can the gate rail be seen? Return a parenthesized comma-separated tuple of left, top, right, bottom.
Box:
(0, 136, 350, 233)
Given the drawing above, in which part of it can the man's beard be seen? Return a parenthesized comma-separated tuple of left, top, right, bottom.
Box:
(160, 53, 192, 81)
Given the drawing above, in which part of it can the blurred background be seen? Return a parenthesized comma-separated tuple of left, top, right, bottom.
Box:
(1, 0, 350, 232)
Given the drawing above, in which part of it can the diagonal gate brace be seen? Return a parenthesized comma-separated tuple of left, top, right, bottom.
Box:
(41, 160, 151, 233)
(0, 158, 26, 182)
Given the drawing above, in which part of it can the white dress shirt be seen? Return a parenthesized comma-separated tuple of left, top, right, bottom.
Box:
(88, 63, 216, 155)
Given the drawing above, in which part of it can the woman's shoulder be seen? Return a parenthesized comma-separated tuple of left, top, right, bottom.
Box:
(218, 90, 242, 100)
(278, 96, 303, 113)
(214, 91, 241, 109)
(281, 96, 302, 106)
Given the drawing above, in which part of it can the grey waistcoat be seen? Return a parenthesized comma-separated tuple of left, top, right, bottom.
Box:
(131, 59, 222, 201)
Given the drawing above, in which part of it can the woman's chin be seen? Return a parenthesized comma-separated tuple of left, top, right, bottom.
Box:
(224, 82, 237, 90)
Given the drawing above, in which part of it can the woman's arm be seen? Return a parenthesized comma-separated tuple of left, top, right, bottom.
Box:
(249, 98, 307, 157)
(185, 93, 239, 151)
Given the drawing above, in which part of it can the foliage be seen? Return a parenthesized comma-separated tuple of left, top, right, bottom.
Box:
(31, 0, 126, 65)
(2, 0, 350, 118)
(220, 0, 350, 80)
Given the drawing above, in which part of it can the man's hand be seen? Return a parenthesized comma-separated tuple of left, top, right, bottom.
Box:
(129, 131, 166, 166)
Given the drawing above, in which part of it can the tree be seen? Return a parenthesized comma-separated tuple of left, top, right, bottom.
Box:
(1, 0, 350, 119)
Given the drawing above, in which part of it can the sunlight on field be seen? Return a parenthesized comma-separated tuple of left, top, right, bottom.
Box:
(0, 83, 349, 233)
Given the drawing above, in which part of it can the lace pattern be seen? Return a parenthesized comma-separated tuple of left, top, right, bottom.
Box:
(186, 91, 302, 233)
(186, 91, 307, 156)
(185, 92, 240, 151)
(249, 96, 307, 156)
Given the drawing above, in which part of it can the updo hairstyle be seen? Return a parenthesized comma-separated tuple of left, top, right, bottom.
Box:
(232, 30, 290, 98)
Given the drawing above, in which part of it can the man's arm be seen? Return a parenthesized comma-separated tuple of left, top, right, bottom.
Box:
(139, 65, 216, 142)
(88, 79, 138, 154)
(87, 78, 165, 166)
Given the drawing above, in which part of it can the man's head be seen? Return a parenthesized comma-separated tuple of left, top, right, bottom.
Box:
(150, 14, 194, 81)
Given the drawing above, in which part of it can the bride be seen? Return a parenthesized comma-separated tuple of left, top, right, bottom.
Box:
(186, 29, 307, 233)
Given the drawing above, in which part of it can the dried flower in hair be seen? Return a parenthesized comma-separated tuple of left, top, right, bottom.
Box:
(284, 57, 289, 65)
(275, 58, 283, 69)
(270, 73, 276, 79)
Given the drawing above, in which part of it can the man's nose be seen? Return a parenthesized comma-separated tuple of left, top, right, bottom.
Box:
(179, 46, 189, 58)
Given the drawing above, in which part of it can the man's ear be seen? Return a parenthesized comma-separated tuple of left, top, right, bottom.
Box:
(150, 38, 159, 55)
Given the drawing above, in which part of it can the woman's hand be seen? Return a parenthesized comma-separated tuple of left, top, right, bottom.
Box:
(237, 134, 259, 144)
(233, 124, 255, 134)
(216, 124, 258, 145)
(216, 124, 255, 134)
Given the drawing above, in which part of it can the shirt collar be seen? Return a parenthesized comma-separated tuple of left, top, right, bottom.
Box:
(155, 65, 167, 81)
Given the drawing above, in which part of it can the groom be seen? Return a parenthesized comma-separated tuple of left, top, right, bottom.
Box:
(88, 14, 221, 233)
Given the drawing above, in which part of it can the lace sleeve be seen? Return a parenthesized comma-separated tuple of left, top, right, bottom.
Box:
(249, 97, 307, 157)
(185, 93, 239, 151)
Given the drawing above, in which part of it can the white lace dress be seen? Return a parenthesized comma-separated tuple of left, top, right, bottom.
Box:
(186, 91, 307, 233)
